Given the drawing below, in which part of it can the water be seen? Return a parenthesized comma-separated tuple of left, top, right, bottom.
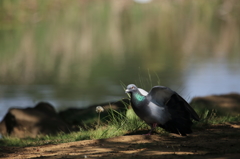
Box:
(1, 1, 240, 122)
(1, 57, 240, 121)
(184, 58, 240, 98)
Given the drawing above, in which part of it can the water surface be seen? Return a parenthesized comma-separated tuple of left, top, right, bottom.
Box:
(1, 1, 240, 121)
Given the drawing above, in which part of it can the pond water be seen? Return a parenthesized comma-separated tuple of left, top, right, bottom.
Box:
(1, 1, 240, 122)
(0, 56, 240, 121)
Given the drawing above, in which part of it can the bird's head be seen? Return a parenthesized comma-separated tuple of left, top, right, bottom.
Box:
(125, 84, 138, 93)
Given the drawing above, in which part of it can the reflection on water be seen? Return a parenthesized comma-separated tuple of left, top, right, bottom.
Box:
(1, 1, 240, 121)
(1, 57, 240, 121)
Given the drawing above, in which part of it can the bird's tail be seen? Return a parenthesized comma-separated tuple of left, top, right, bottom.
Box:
(160, 93, 196, 136)
(158, 118, 193, 136)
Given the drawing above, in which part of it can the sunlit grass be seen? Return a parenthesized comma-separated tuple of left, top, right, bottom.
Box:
(193, 106, 240, 127)
(1, 103, 240, 147)
(0, 106, 147, 147)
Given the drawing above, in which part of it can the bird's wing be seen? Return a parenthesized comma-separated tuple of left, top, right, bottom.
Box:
(172, 93, 200, 121)
(161, 93, 194, 135)
(148, 86, 200, 121)
(147, 86, 175, 105)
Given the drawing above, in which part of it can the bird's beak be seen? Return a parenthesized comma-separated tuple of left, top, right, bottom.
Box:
(125, 89, 130, 93)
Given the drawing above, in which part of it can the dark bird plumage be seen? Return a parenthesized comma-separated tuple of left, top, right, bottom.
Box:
(125, 84, 200, 136)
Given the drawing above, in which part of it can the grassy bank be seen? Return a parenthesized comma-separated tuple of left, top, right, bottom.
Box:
(1, 105, 240, 147)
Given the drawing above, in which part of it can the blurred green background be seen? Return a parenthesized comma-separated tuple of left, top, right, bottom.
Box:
(0, 0, 240, 119)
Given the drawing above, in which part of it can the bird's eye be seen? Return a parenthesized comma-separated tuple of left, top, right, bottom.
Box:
(131, 86, 134, 89)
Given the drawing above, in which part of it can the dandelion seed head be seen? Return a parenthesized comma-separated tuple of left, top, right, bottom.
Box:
(96, 106, 104, 113)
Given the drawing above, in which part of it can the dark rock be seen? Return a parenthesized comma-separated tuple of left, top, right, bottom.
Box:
(0, 102, 70, 138)
(190, 93, 240, 115)
(59, 99, 130, 128)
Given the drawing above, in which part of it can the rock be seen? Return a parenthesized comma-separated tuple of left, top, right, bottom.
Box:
(0, 102, 70, 138)
(190, 93, 240, 115)
(59, 99, 130, 128)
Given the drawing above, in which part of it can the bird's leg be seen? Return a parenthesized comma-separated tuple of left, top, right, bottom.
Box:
(145, 123, 158, 135)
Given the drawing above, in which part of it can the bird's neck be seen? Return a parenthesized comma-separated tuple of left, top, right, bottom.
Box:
(132, 92, 146, 103)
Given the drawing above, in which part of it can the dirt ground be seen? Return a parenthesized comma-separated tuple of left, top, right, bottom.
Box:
(0, 122, 240, 159)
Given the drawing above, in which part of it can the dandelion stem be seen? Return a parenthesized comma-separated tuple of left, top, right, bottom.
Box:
(97, 112, 100, 127)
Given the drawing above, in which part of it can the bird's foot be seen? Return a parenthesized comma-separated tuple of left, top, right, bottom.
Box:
(143, 123, 157, 135)
(153, 123, 158, 128)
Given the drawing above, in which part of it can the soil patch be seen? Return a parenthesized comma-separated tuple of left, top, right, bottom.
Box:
(1, 122, 240, 159)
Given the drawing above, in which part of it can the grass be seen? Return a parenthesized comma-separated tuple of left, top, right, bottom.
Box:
(1, 102, 240, 147)
(0, 106, 147, 147)
(196, 108, 240, 126)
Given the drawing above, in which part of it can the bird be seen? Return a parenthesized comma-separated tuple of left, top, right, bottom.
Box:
(125, 84, 200, 136)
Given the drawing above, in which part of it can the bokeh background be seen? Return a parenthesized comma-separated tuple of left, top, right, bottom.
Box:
(0, 0, 240, 120)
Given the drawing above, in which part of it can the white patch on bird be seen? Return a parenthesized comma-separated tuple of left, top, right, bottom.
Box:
(138, 88, 148, 96)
